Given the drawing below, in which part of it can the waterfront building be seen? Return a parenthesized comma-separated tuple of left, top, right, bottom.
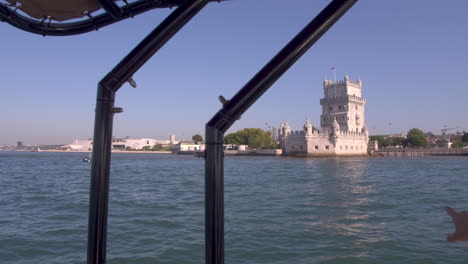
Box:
(61, 135, 179, 151)
(111, 138, 173, 150)
(172, 143, 205, 153)
(279, 75, 370, 157)
(60, 139, 93, 151)
(172, 143, 252, 154)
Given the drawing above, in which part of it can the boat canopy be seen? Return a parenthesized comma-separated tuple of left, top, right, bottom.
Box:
(5, 0, 103, 21)
(0, 0, 230, 36)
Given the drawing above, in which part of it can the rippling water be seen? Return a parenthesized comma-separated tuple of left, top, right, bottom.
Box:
(1, 151, 467, 263)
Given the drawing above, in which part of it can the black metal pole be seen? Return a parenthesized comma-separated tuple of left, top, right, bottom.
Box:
(204, 125, 225, 264)
(205, 1, 358, 264)
(87, 84, 115, 264)
(87, 1, 209, 264)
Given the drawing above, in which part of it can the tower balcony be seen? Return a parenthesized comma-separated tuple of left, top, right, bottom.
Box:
(320, 94, 366, 105)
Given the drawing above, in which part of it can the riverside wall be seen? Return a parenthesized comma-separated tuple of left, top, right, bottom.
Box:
(378, 148, 468, 157)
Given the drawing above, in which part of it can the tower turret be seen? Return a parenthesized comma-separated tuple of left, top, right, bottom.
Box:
(282, 121, 291, 136)
(278, 122, 284, 138)
(278, 121, 291, 153)
(303, 118, 312, 136)
(331, 117, 340, 135)
(361, 124, 369, 137)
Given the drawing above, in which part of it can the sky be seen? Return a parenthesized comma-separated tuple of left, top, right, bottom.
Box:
(1, 0, 467, 145)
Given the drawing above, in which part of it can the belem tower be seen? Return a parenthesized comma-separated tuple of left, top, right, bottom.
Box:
(278, 75, 370, 157)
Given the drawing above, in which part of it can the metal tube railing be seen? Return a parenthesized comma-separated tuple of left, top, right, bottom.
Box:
(87, 1, 209, 263)
(0, 0, 226, 36)
(204, 1, 358, 264)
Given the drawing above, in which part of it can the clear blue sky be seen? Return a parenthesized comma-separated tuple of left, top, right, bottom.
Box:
(1, 0, 467, 145)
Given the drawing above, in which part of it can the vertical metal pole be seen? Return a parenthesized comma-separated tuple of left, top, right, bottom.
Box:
(205, 1, 358, 264)
(205, 126, 225, 264)
(87, 85, 115, 264)
(87, 1, 209, 263)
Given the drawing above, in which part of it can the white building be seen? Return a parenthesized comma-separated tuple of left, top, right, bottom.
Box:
(172, 143, 205, 152)
(61, 135, 179, 151)
(111, 138, 175, 150)
(60, 139, 93, 151)
(279, 75, 370, 157)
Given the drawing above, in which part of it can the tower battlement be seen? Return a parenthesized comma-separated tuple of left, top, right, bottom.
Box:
(320, 94, 366, 104)
(323, 75, 362, 89)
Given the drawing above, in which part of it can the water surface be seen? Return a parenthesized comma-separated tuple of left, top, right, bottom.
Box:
(0, 151, 467, 263)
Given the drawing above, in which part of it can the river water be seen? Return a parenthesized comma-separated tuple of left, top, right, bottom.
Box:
(0, 151, 467, 263)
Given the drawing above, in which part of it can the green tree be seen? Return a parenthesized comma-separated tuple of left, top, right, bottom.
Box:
(436, 139, 448, 148)
(451, 142, 468, 148)
(152, 144, 164, 151)
(125, 146, 133, 151)
(390, 137, 405, 147)
(406, 128, 427, 147)
(141, 146, 151, 151)
(225, 131, 247, 145)
(462, 133, 468, 143)
(370, 135, 387, 147)
(407, 128, 425, 137)
(382, 138, 392, 148)
(163, 145, 174, 151)
(224, 128, 279, 149)
(192, 134, 203, 143)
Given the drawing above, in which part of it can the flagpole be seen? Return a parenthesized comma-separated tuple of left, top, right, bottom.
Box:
(333, 66, 336, 84)
(331, 66, 337, 97)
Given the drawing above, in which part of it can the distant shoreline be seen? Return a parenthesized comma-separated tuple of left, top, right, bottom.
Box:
(8, 149, 173, 154)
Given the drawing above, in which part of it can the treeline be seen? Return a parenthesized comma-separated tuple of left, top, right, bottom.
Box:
(371, 128, 426, 148)
(371, 128, 468, 148)
(451, 133, 468, 148)
(125, 144, 173, 151)
(224, 128, 279, 149)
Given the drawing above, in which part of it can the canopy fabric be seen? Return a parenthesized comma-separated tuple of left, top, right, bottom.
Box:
(6, 0, 105, 21)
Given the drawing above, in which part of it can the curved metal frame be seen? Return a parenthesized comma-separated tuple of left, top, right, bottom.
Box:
(87, 1, 209, 263)
(204, 2, 358, 263)
(0, 0, 228, 36)
(1, 1, 358, 263)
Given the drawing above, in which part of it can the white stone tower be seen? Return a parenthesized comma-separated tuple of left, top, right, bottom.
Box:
(320, 75, 366, 133)
(170, 134, 176, 145)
